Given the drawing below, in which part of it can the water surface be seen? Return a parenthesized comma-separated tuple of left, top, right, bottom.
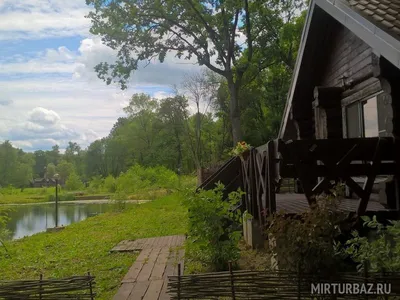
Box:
(5, 202, 130, 240)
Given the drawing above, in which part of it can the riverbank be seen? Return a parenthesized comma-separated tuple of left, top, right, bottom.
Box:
(1, 199, 151, 206)
(0, 194, 187, 300)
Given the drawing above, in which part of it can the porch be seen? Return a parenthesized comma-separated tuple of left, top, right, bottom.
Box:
(240, 137, 400, 229)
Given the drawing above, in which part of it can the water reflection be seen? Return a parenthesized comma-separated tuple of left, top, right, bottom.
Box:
(5, 203, 122, 240)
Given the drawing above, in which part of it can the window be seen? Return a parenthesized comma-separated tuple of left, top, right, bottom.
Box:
(363, 97, 379, 137)
(346, 95, 380, 138)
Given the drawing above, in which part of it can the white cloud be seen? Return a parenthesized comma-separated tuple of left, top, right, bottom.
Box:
(0, 0, 90, 40)
(5, 106, 103, 151)
(29, 107, 61, 125)
(153, 91, 176, 100)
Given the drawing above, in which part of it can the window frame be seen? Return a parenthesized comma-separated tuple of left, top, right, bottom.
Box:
(342, 91, 383, 139)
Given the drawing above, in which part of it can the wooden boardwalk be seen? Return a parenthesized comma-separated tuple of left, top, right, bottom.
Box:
(112, 235, 185, 300)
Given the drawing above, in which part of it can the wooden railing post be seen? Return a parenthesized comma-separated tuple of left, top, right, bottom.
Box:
(88, 272, 94, 300)
(178, 263, 181, 300)
(364, 262, 369, 300)
(39, 274, 43, 300)
(229, 261, 236, 300)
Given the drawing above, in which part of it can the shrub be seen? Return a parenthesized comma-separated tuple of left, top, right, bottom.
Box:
(184, 183, 243, 271)
(335, 216, 400, 272)
(46, 193, 75, 202)
(115, 165, 179, 194)
(267, 193, 347, 275)
(87, 175, 104, 194)
(103, 175, 117, 193)
(110, 191, 128, 212)
(65, 172, 84, 191)
(0, 208, 10, 254)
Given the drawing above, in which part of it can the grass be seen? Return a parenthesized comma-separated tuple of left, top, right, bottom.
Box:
(0, 193, 187, 299)
(0, 187, 54, 204)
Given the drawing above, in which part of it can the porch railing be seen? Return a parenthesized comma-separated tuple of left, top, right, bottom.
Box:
(241, 137, 399, 227)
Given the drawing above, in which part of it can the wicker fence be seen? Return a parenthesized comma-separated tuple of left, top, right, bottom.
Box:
(0, 273, 95, 299)
(168, 263, 400, 299)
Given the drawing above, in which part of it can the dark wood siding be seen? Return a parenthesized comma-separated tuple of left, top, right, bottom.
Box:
(320, 25, 373, 88)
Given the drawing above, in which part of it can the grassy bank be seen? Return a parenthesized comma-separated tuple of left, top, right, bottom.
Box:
(0, 194, 187, 299)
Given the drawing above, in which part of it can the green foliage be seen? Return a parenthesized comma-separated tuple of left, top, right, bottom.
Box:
(57, 160, 75, 182)
(335, 216, 400, 272)
(103, 175, 117, 193)
(184, 183, 243, 271)
(87, 175, 105, 194)
(0, 208, 10, 254)
(115, 165, 179, 194)
(46, 193, 76, 202)
(65, 172, 84, 191)
(267, 195, 347, 275)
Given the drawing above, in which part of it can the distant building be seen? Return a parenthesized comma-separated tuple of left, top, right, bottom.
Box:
(30, 178, 62, 188)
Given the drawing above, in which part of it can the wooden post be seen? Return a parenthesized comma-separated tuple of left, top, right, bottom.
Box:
(228, 261, 236, 300)
(55, 178, 59, 227)
(177, 263, 181, 300)
(297, 261, 301, 300)
(382, 268, 389, 300)
(39, 274, 43, 300)
(88, 272, 94, 300)
(364, 262, 369, 300)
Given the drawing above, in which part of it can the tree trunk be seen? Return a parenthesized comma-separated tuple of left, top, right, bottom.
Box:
(228, 80, 243, 144)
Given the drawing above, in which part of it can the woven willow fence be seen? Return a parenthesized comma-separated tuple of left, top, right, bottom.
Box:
(168, 263, 400, 299)
(0, 273, 95, 299)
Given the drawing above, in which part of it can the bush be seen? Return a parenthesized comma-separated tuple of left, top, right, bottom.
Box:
(184, 183, 243, 271)
(335, 216, 400, 272)
(0, 208, 10, 254)
(88, 175, 104, 194)
(65, 172, 84, 191)
(267, 193, 347, 275)
(103, 175, 117, 193)
(115, 165, 179, 194)
(46, 193, 75, 202)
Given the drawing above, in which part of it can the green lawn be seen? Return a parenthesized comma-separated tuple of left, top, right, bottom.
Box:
(0, 194, 187, 299)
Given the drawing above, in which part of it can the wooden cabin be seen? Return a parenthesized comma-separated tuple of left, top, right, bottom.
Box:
(30, 178, 58, 188)
(276, 0, 400, 220)
(200, 0, 400, 246)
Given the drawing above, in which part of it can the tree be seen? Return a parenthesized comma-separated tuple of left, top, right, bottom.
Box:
(86, 139, 108, 177)
(86, 0, 297, 143)
(57, 160, 75, 182)
(47, 145, 60, 166)
(181, 70, 221, 168)
(65, 171, 84, 191)
(45, 163, 57, 179)
(158, 95, 188, 173)
(33, 150, 47, 178)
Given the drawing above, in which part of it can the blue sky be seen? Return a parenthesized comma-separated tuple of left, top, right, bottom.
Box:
(0, 0, 208, 152)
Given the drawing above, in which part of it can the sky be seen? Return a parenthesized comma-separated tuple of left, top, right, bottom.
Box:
(0, 0, 206, 152)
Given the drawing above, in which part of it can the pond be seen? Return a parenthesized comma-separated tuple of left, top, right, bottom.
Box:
(4, 202, 133, 240)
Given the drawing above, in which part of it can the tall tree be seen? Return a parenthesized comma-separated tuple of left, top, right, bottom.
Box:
(33, 150, 47, 178)
(86, 0, 293, 144)
(181, 69, 221, 168)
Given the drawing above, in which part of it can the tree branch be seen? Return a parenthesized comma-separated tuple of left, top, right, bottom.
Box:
(244, 0, 253, 64)
(185, 0, 222, 45)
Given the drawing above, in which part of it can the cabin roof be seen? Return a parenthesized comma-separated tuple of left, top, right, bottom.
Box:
(348, 0, 400, 39)
(278, 0, 400, 140)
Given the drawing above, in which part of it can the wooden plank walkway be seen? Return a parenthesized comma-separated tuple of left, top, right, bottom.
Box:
(110, 235, 185, 252)
(112, 235, 185, 300)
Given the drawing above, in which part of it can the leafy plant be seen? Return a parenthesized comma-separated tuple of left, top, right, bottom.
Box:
(0, 208, 10, 255)
(184, 183, 243, 271)
(335, 216, 400, 272)
(65, 171, 84, 191)
(230, 141, 251, 156)
(267, 194, 347, 275)
(110, 191, 128, 212)
(102, 175, 117, 193)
